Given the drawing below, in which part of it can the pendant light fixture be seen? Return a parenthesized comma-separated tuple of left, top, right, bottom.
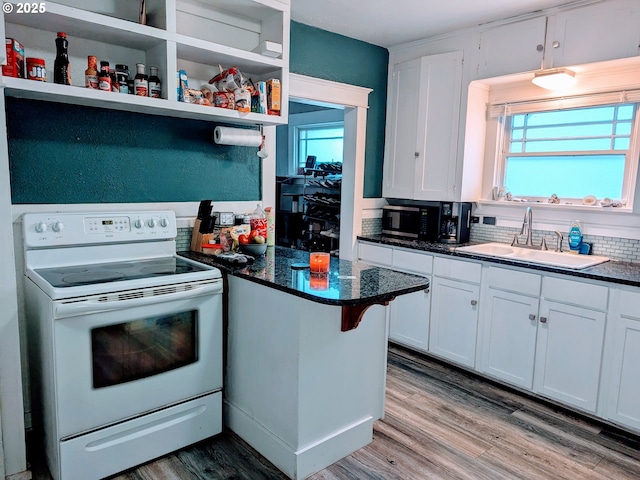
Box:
(532, 68, 577, 90)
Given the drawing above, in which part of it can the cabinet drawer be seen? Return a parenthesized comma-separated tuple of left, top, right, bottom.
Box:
(393, 249, 433, 275)
(619, 290, 640, 317)
(542, 277, 608, 311)
(358, 242, 392, 267)
(433, 257, 481, 283)
(484, 266, 541, 296)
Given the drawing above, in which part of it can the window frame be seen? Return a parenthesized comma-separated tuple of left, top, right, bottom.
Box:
(493, 96, 640, 207)
(294, 121, 345, 172)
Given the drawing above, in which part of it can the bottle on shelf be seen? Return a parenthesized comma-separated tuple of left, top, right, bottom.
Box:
(148, 66, 161, 98)
(85, 56, 98, 89)
(115, 64, 129, 94)
(250, 203, 267, 239)
(110, 68, 119, 93)
(134, 63, 148, 96)
(53, 32, 71, 85)
(98, 61, 111, 92)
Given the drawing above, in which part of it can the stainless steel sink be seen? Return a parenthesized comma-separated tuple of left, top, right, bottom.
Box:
(455, 242, 609, 270)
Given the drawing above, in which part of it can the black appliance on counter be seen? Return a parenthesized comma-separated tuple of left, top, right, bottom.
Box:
(437, 201, 472, 244)
(382, 200, 472, 244)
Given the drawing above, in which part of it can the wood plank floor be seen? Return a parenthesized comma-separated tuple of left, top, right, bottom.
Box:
(29, 344, 640, 479)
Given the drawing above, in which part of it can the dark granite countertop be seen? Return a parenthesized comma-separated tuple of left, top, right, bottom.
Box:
(358, 235, 640, 288)
(179, 246, 429, 307)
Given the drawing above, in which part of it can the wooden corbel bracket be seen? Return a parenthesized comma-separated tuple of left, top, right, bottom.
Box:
(341, 297, 395, 332)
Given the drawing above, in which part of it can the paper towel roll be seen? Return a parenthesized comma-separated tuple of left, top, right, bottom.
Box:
(214, 126, 262, 147)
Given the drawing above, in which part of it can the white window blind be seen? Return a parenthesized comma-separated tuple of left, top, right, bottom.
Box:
(489, 89, 640, 118)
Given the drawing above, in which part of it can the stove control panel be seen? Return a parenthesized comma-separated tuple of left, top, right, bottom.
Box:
(23, 211, 177, 247)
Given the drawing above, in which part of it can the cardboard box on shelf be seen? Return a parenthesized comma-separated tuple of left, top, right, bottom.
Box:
(3, 38, 24, 78)
(266, 78, 280, 115)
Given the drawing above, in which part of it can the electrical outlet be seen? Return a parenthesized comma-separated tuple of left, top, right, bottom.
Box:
(483, 216, 496, 225)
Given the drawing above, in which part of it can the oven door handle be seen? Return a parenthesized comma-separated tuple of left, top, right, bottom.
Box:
(54, 281, 223, 318)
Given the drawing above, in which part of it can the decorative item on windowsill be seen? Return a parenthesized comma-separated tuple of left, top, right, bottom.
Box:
(548, 193, 560, 204)
(213, 125, 268, 158)
(600, 197, 623, 207)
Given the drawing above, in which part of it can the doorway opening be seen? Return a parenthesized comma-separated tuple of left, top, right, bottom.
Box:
(275, 100, 344, 255)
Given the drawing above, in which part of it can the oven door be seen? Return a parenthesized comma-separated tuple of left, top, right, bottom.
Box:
(52, 279, 223, 438)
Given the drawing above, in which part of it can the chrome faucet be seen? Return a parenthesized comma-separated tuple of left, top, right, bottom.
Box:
(554, 231, 564, 252)
(511, 206, 548, 250)
(521, 206, 534, 246)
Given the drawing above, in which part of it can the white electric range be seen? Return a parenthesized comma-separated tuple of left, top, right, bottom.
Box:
(23, 210, 223, 480)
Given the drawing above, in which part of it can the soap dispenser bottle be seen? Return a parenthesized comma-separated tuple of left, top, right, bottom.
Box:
(568, 220, 583, 254)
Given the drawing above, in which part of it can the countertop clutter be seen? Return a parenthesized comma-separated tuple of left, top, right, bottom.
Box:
(179, 246, 429, 306)
(358, 235, 640, 288)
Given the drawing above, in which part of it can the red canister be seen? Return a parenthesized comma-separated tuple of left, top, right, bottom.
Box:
(26, 57, 46, 81)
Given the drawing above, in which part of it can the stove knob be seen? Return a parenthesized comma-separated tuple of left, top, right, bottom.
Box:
(147, 218, 157, 228)
(134, 219, 144, 229)
(35, 221, 47, 233)
(159, 218, 168, 228)
(52, 221, 64, 233)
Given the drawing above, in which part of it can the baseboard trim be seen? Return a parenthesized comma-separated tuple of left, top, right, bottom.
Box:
(224, 400, 373, 479)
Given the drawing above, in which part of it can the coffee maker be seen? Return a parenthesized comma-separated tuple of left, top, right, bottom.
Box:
(438, 202, 472, 244)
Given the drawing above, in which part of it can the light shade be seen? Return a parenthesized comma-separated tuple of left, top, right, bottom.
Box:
(532, 68, 577, 90)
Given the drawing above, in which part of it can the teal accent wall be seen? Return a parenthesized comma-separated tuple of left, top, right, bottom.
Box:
(8, 22, 388, 203)
(8, 98, 261, 203)
(290, 21, 389, 198)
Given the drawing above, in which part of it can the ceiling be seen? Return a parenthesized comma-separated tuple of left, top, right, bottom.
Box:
(290, 0, 582, 48)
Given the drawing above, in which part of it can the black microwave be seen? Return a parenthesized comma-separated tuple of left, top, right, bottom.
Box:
(381, 205, 440, 241)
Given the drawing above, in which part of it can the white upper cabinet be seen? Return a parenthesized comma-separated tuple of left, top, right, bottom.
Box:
(383, 51, 463, 201)
(545, 0, 640, 69)
(477, 17, 546, 79)
(477, 0, 640, 78)
(0, 0, 289, 125)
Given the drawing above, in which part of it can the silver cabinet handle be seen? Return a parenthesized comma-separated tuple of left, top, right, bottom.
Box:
(552, 41, 560, 49)
(540, 316, 548, 323)
(536, 44, 544, 52)
(414, 152, 420, 158)
(471, 300, 477, 306)
(529, 314, 536, 321)
(424, 287, 430, 294)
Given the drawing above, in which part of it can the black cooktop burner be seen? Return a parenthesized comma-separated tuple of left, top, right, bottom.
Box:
(35, 257, 209, 288)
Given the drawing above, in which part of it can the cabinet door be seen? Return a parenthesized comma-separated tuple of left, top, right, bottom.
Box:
(389, 287, 431, 352)
(413, 51, 463, 201)
(477, 17, 546, 78)
(480, 288, 539, 389)
(429, 276, 479, 368)
(382, 57, 422, 199)
(534, 300, 606, 413)
(545, 0, 640, 68)
(606, 290, 640, 431)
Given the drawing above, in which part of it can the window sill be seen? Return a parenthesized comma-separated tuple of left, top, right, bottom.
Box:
(478, 199, 633, 214)
(474, 200, 639, 240)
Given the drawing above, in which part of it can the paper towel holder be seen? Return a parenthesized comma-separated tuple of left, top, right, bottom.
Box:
(257, 124, 268, 158)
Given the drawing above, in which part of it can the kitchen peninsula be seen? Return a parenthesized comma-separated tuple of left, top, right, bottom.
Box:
(180, 247, 428, 479)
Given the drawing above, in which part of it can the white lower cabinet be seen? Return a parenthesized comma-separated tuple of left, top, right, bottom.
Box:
(429, 257, 481, 368)
(357, 240, 640, 433)
(357, 242, 432, 352)
(533, 277, 608, 414)
(604, 289, 640, 431)
(479, 267, 541, 389)
(387, 249, 433, 352)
